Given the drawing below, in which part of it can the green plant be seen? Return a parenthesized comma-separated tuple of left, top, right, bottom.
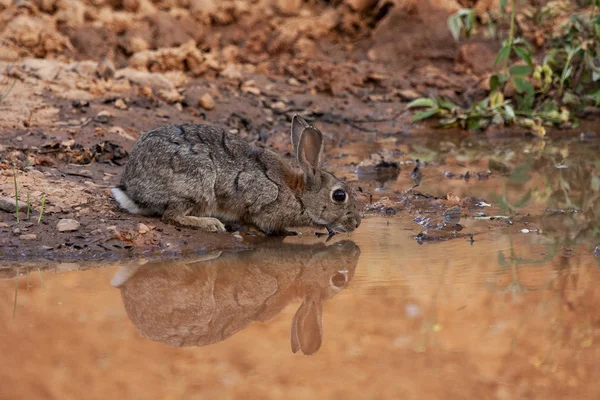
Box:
(13, 168, 19, 223)
(410, 0, 600, 134)
(37, 195, 46, 224)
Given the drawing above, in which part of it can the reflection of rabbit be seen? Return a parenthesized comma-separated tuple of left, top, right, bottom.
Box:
(112, 240, 360, 355)
(110, 115, 361, 235)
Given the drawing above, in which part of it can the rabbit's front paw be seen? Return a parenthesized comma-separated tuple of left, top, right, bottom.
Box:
(187, 216, 227, 233)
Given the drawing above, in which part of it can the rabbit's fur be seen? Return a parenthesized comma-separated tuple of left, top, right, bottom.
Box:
(112, 240, 360, 355)
(110, 115, 361, 235)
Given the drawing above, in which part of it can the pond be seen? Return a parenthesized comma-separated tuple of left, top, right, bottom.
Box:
(2, 133, 600, 399)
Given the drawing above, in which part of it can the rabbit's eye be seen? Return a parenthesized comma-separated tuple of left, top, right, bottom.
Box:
(332, 189, 346, 203)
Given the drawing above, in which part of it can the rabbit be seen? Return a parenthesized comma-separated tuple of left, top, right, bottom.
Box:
(111, 240, 360, 355)
(110, 115, 361, 235)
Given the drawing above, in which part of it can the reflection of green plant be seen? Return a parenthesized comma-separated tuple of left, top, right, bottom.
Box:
(488, 230, 558, 296)
(409, 1, 600, 134)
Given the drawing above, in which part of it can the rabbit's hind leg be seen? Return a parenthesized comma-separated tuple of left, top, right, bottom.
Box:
(162, 203, 226, 233)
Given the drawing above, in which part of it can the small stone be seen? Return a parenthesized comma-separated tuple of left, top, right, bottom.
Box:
(94, 111, 112, 123)
(41, 245, 53, 251)
(16, 136, 23, 142)
(287, 77, 300, 86)
(57, 219, 80, 232)
(0, 196, 27, 213)
(199, 93, 215, 110)
(232, 232, 243, 241)
(271, 101, 286, 111)
(13, 228, 21, 235)
(114, 99, 127, 110)
(398, 89, 421, 101)
(20, 234, 37, 240)
(521, 229, 530, 233)
(138, 223, 150, 234)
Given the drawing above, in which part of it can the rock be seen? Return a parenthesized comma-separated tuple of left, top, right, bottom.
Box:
(20, 234, 37, 240)
(275, 0, 302, 16)
(0, 196, 27, 213)
(115, 68, 175, 91)
(138, 223, 150, 234)
(398, 89, 422, 101)
(94, 110, 112, 123)
(108, 126, 136, 141)
(13, 228, 20, 235)
(96, 57, 116, 80)
(594, 246, 600, 257)
(232, 233, 243, 241)
(345, 0, 378, 13)
(199, 93, 215, 110)
(57, 219, 80, 232)
(271, 101, 286, 111)
(114, 99, 127, 110)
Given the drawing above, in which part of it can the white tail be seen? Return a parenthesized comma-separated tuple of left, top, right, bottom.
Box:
(111, 187, 141, 214)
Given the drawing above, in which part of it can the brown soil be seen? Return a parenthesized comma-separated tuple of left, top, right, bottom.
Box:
(0, 0, 577, 263)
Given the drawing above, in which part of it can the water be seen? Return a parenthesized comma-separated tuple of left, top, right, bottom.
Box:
(2, 135, 600, 399)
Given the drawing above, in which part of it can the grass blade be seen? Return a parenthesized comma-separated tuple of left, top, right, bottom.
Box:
(37, 195, 46, 224)
(26, 192, 30, 220)
(13, 168, 19, 223)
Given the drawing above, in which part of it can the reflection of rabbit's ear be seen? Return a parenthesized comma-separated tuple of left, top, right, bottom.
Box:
(111, 264, 142, 287)
(290, 298, 323, 356)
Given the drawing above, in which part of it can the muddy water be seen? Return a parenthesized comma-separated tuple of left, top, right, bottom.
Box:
(2, 136, 600, 400)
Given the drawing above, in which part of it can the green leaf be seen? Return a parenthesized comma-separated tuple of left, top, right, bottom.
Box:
(513, 78, 535, 94)
(513, 46, 533, 67)
(509, 65, 533, 77)
(489, 75, 501, 91)
(437, 98, 457, 110)
(514, 189, 532, 208)
(412, 109, 439, 122)
(495, 46, 511, 66)
(407, 98, 435, 109)
(504, 104, 516, 120)
(448, 15, 462, 41)
(500, 0, 507, 10)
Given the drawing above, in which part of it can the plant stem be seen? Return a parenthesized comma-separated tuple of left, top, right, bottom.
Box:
(13, 167, 19, 223)
(26, 192, 30, 220)
(37, 195, 46, 224)
(504, 0, 517, 73)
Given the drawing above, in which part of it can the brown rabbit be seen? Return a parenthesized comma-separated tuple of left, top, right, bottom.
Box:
(112, 240, 360, 355)
(110, 115, 361, 235)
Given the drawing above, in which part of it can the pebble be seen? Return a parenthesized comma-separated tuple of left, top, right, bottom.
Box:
(594, 246, 600, 257)
(271, 101, 286, 111)
(0, 196, 27, 213)
(13, 228, 21, 235)
(114, 99, 127, 110)
(94, 110, 112, 123)
(16, 136, 23, 142)
(520, 229, 530, 234)
(232, 232, 243, 241)
(138, 223, 150, 234)
(20, 234, 37, 240)
(199, 93, 215, 110)
(57, 219, 80, 232)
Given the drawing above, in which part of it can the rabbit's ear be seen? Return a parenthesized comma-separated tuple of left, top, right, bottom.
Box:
(291, 114, 309, 154)
(291, 115, 323, 179)
(290, 298, 323, 355)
